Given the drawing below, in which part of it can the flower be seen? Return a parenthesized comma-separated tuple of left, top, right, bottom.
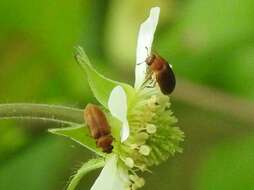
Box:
(90, 7, 184, 190)
(50, 6, 184, 190)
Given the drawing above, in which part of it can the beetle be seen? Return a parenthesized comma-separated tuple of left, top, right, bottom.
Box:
(84, 104, 113, 153)
(145, 53, 176, 95)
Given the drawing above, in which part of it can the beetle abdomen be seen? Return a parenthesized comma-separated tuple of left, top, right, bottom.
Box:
(84, 104, 113, 153)
(156, 63, 176, 95)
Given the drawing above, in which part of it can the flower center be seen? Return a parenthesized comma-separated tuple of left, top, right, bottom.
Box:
(112, 86, 184, 189)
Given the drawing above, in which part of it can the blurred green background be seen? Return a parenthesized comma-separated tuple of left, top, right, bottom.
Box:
(1, 0, 254, 189)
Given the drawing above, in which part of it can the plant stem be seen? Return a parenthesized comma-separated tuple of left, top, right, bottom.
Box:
(67, 158, 105, 190)
(0, 103, 84, 125)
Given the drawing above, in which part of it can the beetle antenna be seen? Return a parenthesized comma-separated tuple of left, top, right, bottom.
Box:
(137, 47, 150, 65)
(145, 46, 149, 57)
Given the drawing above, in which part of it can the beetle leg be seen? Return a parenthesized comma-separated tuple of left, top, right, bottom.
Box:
(145, 79, 156, 88)
(141, 69, 152, 87)
(136, 61, 145, 65)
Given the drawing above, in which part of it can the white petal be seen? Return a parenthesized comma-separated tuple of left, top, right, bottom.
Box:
(108, 86, 130, 141)
(91, 155, 130, 190)
(134, 7, 160, 89)
(108, 86, 127, 122)
(121, 121, 129, 142)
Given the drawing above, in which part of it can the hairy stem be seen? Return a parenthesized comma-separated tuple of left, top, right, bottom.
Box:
(0, 103, 84, 125)
(67, 158, 105, 190)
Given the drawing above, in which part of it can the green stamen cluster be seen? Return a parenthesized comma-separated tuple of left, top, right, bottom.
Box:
(113, 87, 184, 189)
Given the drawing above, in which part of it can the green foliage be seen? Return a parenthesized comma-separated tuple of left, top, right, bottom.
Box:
(0, 0, 254, 189)
(158, 0, 254, 99)
(194, 134, 254, 190)
(0, 137, 72, 190)
(75, 47, 135, 108)
(49, 125, 104, 157)
(0, 123, 28, 160)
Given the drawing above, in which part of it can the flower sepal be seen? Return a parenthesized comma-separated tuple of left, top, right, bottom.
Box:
(49, 125, 105, 157)
(75, 47, 135, 109)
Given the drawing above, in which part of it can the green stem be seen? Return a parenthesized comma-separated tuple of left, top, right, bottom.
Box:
(0, 103, 84, 125)
(67, 158, 105, 190)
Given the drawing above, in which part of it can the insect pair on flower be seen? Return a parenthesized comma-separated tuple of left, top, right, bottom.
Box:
(83, 8, 176, 155)
(50, 7, 184, 190)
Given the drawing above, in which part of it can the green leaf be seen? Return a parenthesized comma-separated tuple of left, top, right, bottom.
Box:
(48, 125, 104, 156)
(67, 158, 105, 190)
(74, 46, 135, 108)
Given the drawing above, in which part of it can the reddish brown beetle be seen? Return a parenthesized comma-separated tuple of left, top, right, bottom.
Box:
(84, 104, 113, 153)
(145, 53, 176, 95)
